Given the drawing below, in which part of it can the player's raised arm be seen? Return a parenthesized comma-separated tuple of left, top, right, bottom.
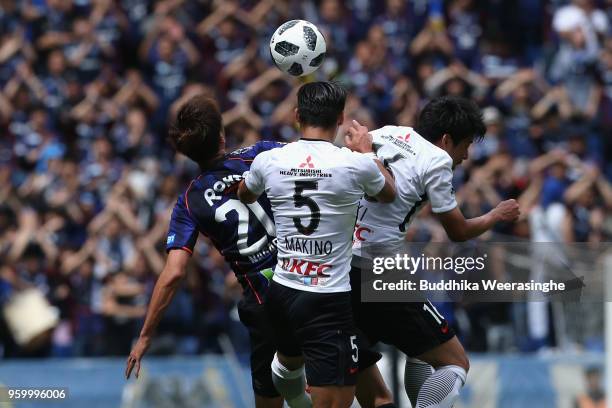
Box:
(424, 150, 520, 241)
(435, 200, 520, 242)
(345, 120, 396, 203)
(125, 249, 190, 379)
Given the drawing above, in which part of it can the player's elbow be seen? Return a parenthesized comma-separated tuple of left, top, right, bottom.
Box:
(237, 187, 247, 203)
(446, 229, 468, 242)
(377, 193, 395, 203)
(441, 221, 469, 241)
(437, 210, 471, 242)
(237, 181, 257, 204)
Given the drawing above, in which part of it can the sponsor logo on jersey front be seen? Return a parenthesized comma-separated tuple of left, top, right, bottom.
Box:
(354, 224, 372, 242)
(280, 258, 332, 277)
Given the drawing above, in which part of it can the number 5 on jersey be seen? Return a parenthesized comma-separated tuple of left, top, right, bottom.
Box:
(293, 181, 320, 235)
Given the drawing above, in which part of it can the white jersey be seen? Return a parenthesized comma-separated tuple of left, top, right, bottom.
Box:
(353, 126, 457, 256)
(245, 139, 385, 293)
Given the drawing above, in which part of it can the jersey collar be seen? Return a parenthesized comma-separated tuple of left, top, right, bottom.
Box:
(299, 138, 333, 143)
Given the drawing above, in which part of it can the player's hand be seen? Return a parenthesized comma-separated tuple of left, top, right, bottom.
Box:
(493, 199, 520, 223)
(125, 335, 151, 379)
(345, 120, 373, 153)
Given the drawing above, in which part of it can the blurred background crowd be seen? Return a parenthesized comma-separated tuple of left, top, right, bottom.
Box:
(0, 0, 611, 361)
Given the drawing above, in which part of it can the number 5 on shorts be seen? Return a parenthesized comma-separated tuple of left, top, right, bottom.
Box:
(350, 335, 359, 363)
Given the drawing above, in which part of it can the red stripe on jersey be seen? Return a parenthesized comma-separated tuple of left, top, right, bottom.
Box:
(244, 274, 263, 305)
(184, 175, 202, 217)
(168, 247, 193, 255)
(226, 158, 253, 162)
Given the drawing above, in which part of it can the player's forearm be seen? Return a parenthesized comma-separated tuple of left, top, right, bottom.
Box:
(374, 160, 393, 188)
(138, 267, 184, 339)
(373, 159, 396, 203)
(458, 212, 498, 241)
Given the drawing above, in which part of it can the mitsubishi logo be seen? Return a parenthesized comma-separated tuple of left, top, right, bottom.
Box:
(299, 155, 315, 168)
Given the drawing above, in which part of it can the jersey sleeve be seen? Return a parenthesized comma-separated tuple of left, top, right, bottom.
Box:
(351, 152, 386, 197)
(369, 125, 395, 140)
(244, 150, 269, 196)
(424, 154, 458, 213)
(251, 140, 285, 156)
(228, 141, 285, 160)
(369, 126, 391, 151)
(166, 193, 198, 254)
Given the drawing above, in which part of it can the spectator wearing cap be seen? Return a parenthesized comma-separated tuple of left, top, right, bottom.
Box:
(550, 1, 603, 121)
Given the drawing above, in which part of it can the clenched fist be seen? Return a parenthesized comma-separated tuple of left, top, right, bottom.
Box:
(344, 120, 373, 153)
(493, 199, 520, 222)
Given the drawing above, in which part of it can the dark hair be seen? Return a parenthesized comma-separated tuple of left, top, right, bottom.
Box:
(585, 367, 602, 377)
(297, 81, 347, 129)
(169, 95, 223, 168)
(415, 96, 486, 145)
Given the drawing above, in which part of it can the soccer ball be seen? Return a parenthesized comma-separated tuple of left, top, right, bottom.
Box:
(269, 20, 326, 77)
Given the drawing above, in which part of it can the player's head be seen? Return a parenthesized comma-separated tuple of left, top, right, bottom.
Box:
(585, 367, 603, 392)
(296, 81, 347, 133)
(169, 94, 225, 170)
(415, 96, 486, 168)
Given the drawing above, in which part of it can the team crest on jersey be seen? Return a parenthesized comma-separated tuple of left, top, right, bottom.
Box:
(299, 155, 315, 168)
(167, 234, 175, 244)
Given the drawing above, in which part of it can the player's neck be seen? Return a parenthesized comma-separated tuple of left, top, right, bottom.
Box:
(199, 150, 226, 170)
(300, 127, 336, 143)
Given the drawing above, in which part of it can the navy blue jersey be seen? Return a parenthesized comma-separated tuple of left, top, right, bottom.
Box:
(166, 141, 283, 304)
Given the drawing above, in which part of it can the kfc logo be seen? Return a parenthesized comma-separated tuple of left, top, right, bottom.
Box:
(281, 258, 331, 277)
(354, 224, 372, 242)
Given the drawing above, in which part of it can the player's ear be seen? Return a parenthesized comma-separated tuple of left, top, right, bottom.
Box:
(219, 130, 226, 151)
(294, 108, 299, 125)
(441, 133, 454, 149)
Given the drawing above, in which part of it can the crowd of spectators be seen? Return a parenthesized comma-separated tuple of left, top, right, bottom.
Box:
(0, 0, 611, 358)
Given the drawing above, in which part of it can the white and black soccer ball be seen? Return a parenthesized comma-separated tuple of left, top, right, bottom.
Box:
(269, 20, 326, 77)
